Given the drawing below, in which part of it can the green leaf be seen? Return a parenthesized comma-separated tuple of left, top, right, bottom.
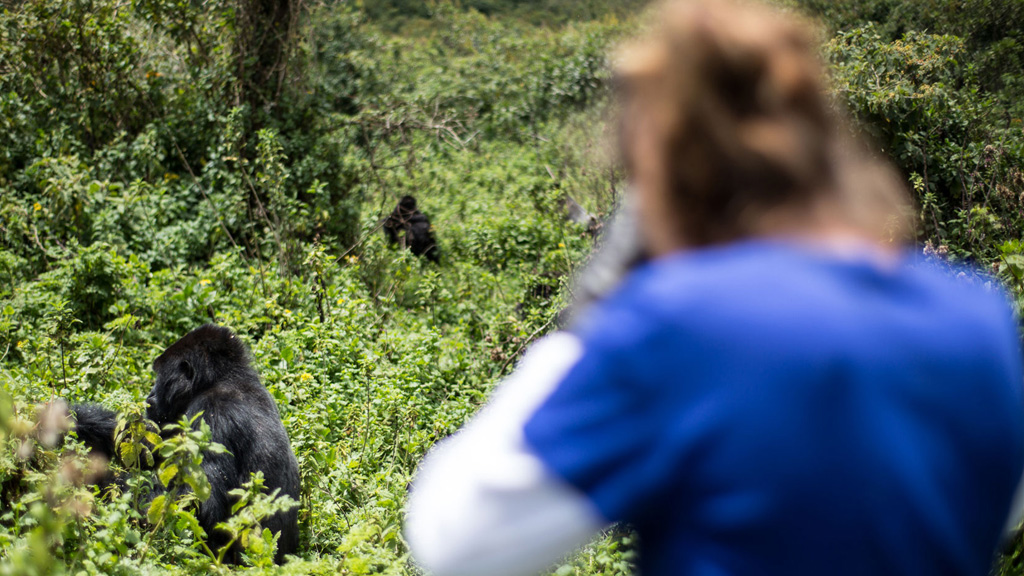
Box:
(190, 477, 212, 501)
(159, 464, 179, 487)
(147, 495, 167, 525)
(176, 509, 206, 539)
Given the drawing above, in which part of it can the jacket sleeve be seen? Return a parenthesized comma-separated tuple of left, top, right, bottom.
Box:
(404, 332, 607, 576)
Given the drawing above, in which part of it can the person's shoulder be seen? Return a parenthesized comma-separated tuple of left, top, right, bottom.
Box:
(589, 241, 808, 319)
(576, 242, 1017, 351)
(569, 246, 762, 351)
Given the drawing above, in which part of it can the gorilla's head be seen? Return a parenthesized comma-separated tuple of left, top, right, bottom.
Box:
(398, 195, 417, 211)
(147, 324, 249, 426)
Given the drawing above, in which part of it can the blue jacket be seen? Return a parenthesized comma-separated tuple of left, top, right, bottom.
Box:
(408, 240, 1024, 576)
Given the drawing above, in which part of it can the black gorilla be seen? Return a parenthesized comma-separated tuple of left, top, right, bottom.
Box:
(71, 325, 300, 564)
(66, 403, 124, 490)
(70, 403, 119, 461)
(383, 195, 440, 262)
(147, 324, 300, 562)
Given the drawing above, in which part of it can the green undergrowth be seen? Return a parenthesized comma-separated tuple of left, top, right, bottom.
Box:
(0, 118, 624, 575)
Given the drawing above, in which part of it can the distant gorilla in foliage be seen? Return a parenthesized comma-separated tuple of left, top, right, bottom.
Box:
(69, 325, 300, 564)
(147, 324, 300, 563)
(383, 195, 440, 262)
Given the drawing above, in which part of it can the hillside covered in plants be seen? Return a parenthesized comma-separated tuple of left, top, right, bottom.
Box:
(2, 0, 1024, 574)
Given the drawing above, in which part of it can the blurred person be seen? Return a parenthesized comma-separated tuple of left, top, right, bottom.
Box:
(404, 1, 1024, 575)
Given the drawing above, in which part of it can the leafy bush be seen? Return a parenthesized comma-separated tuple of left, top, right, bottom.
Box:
(827, 25, 1024, 259)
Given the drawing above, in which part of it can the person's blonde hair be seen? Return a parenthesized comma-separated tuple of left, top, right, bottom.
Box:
(616, 0, 911, 246)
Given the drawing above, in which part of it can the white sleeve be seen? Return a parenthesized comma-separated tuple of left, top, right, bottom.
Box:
(404, 332, 608, 576)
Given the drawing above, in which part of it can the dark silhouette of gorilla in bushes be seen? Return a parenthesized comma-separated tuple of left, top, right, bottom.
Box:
(383, 195, 440, 262)
(72, 324, 300, 564)
(70, 403, 119, 461)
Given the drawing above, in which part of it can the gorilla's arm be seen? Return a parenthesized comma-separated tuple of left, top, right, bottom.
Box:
(187, 399, 244, 559)
(199, 449, 239, 558)
(383, 220, 400, 244)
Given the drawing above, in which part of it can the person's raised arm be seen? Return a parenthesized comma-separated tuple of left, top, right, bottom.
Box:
(404, 332, 607, 576)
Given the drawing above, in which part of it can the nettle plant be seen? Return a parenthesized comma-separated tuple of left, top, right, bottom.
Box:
(145, 414, 299, 567)
(0, 397, 301, 574)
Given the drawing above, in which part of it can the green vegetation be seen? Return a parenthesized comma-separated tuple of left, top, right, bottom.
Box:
(1, 0, 1023, 574)
(361, 0, 649, 30)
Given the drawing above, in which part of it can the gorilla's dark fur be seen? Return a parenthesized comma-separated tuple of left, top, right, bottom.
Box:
(72, 325, 300, 564)
(68, 403, 132, 491)
(70, 404, 119, 461)
(148, 324, 300, 562)
(383, 195, 440, 262)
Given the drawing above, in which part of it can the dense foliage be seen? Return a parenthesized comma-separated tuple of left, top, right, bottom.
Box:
(361, 0, 649, 30)
(1, 0, 1023, 574)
